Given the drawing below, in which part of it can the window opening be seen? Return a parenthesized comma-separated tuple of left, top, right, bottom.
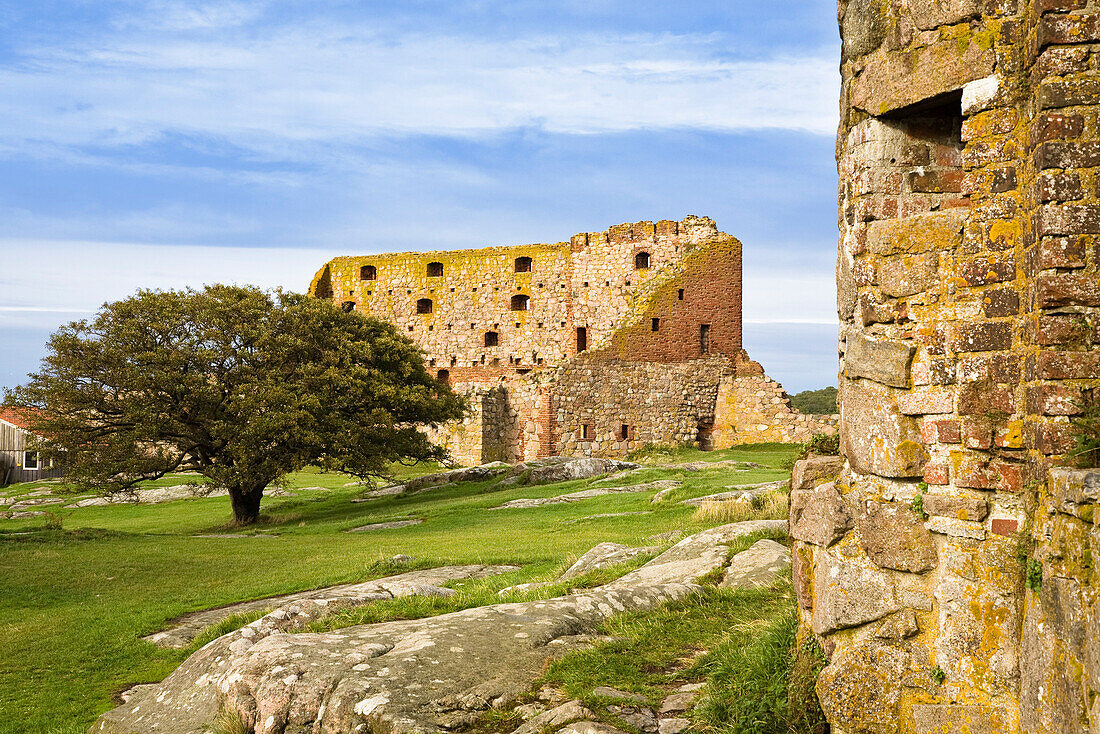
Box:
(581, 424, 592, 440)
(436, 369, 450, 383)
(416, 298, 433, 314)
(360, 265, 377, 280)
(678, 288, 684, 300)
(341, 301, 356, 312)
(510, 294, 530, 311)
(23, 451, 38, 470)
(484, 331, 499, 347)
(576, 327, 587, 352)
(700, 324, 711, 354)
(651, 318, 660, 332)
(515, 256, 532, 272)
(427, 261, 443, 277)
(635, 252, 651, 269)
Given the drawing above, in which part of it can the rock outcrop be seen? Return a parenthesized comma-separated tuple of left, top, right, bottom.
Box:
(94, 520, 785, 734)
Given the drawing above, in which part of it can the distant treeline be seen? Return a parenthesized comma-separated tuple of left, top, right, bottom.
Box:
(789, 386, 837, 414)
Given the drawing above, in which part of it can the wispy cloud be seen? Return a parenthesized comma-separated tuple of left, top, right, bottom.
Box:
(1, 23, 837, 164)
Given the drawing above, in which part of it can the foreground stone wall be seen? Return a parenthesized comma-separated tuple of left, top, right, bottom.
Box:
(313, 217, 833, 462)
(803, 1, 1100, 732)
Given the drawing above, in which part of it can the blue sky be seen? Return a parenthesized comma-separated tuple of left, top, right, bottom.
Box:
(0, 0, 840, 393)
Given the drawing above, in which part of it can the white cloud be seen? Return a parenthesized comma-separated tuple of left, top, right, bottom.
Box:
(0, 25, 838, 162)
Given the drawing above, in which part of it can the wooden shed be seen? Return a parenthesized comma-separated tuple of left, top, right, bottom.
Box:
(0, 409, 63, 485)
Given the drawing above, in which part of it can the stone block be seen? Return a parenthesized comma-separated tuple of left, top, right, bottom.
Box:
(844, 333, 914, 388)
(1039, 205, 1100, 236)
(841, 380, 928, 478)
(1032, 113, 1084, 144)
(1034, 142, 1100, 171)
(982, 288, 1019, 318)
(910, 705, 1008, 733)
(952, 322, 1012, 352)
(1037, 172, 1084, 203)
(816, 639, 909, 731)
(790, 482, 852, 547)
(840, 0, 889, 61)
(898, 387, 955, 416)
(811, 552, 901, 635)
(850, 38, 994, 115)
(721, 539, 791, 589)
(927, 515, 986, 540)
(1050, 468, 1100, 508)
(961, 74, 1001, 115)
(791, 455, 844, 490)
(1038, 80, 1100, 110)
(866, 210, 964, 256)
(922, 494, 988, 522)
(878, 252, 939, 298)
(874, 609, 919, 640)
(1039, 351, 1100, 380)
(857, 500, 937, 572)
(1037, 237, 1086, 269)
(1026, 385, 1083, 416)
(1039, 12, 1100, 47)
(957, 256, 1015, 286)
(1036, 272, 1100, 308)
(936, 574, 1020, 687)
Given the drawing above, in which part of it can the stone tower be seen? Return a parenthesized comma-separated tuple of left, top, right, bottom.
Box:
(793, 0, 1100, 731)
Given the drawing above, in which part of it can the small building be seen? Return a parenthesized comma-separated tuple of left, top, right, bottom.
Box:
(0, 409, 63, 485)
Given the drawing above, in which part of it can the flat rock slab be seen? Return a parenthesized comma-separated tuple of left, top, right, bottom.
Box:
(142, 565, 517, 649)
(494, 481, 681, 510)
(721, 539, 791, 590)
(679, 480, 788, 507)
(346, 519, 423, 533)
(96, 521, 781, 734)
(501, 458, 640, 487)
(560, 543, 660, 581)
(565, 512, 649, 523)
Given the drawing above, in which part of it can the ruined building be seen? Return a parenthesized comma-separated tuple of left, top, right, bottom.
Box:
(309, 216, 831, 464)
(792, 1, 1100, 732)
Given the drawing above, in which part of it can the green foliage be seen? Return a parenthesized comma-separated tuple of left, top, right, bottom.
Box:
(789, 387, 837, 415)
(693, 605, 827, 734)
(930, 666, 946, 685)
(3, 285, 466, 523)
(212, 706, 249, 734)
(1026, 559, 1043, 592)
(910, 483, 927, 518)
(1014, 531, 1035, 567)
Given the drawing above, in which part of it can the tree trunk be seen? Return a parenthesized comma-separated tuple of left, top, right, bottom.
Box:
(229, 485, 264, 525)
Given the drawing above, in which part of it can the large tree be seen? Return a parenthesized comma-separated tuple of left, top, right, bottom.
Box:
(3, 285, 466, 524)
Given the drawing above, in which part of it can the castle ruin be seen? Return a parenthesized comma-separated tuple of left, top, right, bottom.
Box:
(309, 216, 833, 464)
(793, 1, 1100, 731)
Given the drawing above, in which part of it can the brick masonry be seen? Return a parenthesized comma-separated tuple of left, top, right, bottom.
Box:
(803, 2, 1100, 732)
(309, 216, 835, 464)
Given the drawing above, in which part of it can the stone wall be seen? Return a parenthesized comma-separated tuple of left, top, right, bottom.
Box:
(803, 1, 1100, 732)
(311, 215, 832, 462)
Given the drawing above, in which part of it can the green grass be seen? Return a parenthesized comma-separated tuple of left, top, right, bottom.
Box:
(0, 444, 798, 732)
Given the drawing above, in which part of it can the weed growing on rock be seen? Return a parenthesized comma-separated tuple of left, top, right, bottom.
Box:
(1071, 399, 1100, 467)
(1026, 559, 1043, 592)
(910, 482, 927, 519)
(930, 666, 946, 685)
(212, 706, 249, 734)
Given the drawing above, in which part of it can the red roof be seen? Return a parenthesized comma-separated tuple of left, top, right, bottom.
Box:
(0, 408, 36, 430)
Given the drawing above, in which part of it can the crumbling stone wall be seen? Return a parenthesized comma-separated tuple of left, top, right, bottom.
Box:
(311, 216, 833, 463)
(803, 1, 1100, 732)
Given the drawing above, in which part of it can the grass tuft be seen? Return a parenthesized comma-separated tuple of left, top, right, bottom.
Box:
(691, 491, 788, 524)
(212, 705, 250, 734)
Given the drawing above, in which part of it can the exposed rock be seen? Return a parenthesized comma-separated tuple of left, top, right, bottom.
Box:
(511, 700, 592, 734)
(816, 639, 911, 734)
(856, 500, 937, 572)
(840, 380, 928, 478)
(656, 718, 690, 734)
(502, 458, 640, 486)
(908, 0, 980, 30)
(926, 516, 986, 540)
(560, 543, 660, 580)
(346, 519, 423, 533)
(497, 582, 555, 597)
(679, 479, 787, 507)
(789, 482, 852, 547)
(557, 723, 630, 734)
(494, 481, 680, 510)
(658, 691, 697, 714)
(935, 573, 1020, 689)
(811, 553, 900, 635)
(791, 455, 844, 490)
(143, 565, 517, 648)
(721, 539, 791, 589)
(592, 687, 646, 704)
(565, 512, 649, 523)
(96, 521, 773, 734)
(404, 462, 511, 492)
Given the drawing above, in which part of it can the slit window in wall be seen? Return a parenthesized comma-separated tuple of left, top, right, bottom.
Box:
(427, 261, 443, 277)
(484, 331, 499, 347)
(678, 288, 684, 301)
(651, 318, 660, 332)
(581, 424, 591, 440)
(341, 301, 356, 312)
(515, 256, 532, 273)
(510, 294, 530, 311)
(700, 324, 711, 354)
(620, 425, 632, 441)
(436, 369, 450, 384)
(416, 298, 433, 314)
(360, 265, 377, 280)
(23, 451, 38, 470)
(635, 252, 651, 270)
(576, 327, 587, 352)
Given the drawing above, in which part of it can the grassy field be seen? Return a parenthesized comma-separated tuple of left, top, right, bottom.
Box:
(0, 444, 798, 733)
